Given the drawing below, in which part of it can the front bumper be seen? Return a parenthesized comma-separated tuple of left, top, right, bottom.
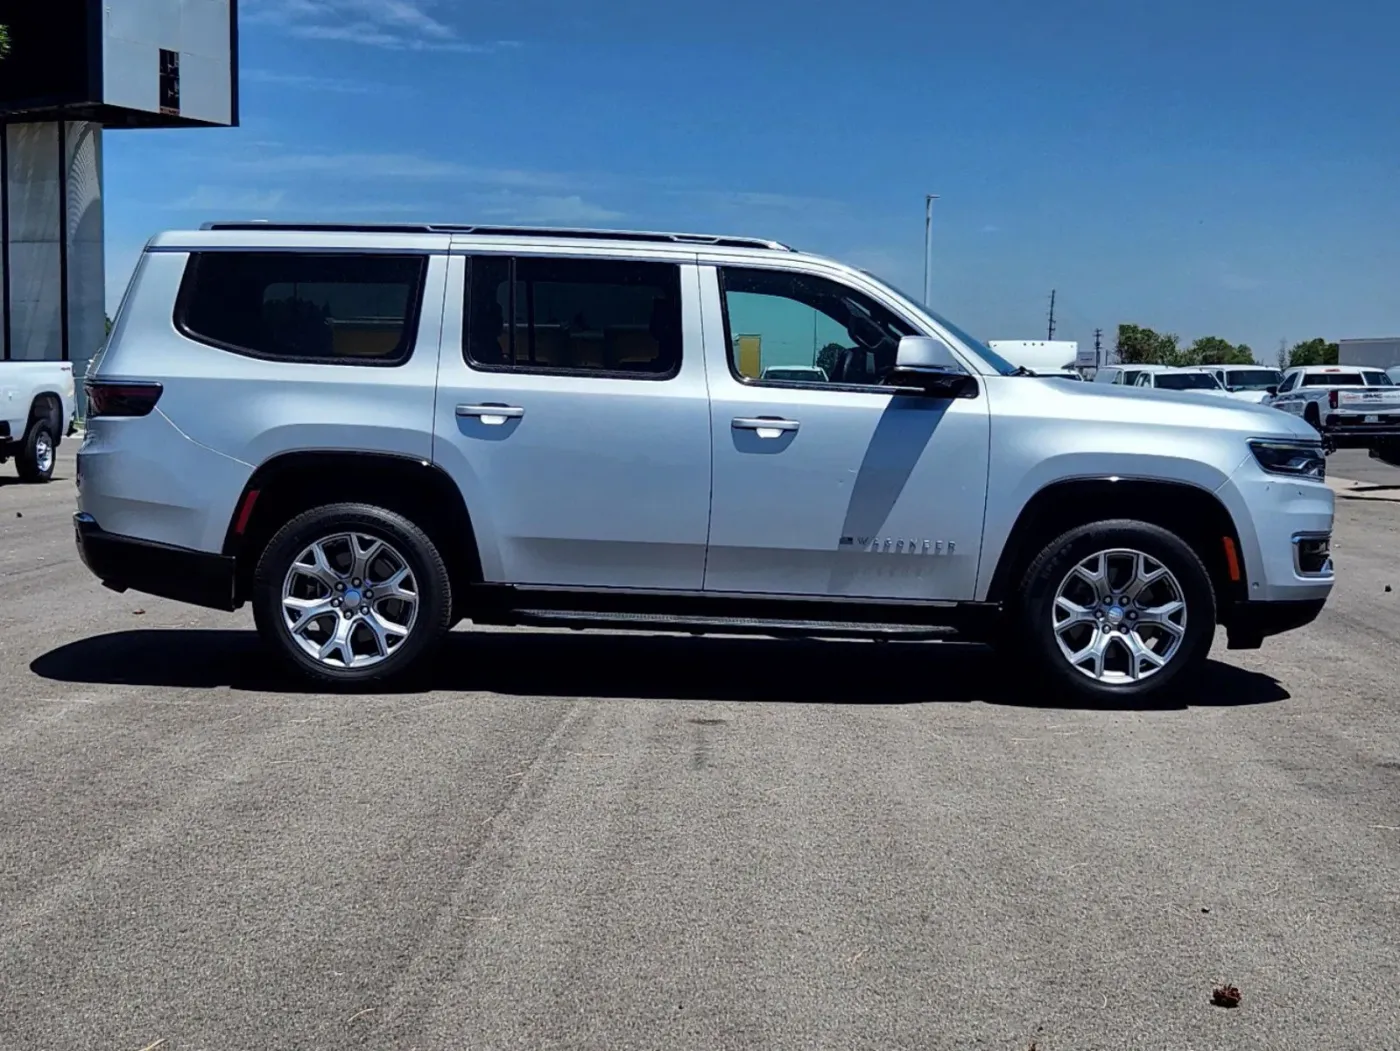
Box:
(1221, 598, 1327, 649)
(74, 513, 241, 612)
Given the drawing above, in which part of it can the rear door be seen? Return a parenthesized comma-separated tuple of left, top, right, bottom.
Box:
(432, 248, 713, 590)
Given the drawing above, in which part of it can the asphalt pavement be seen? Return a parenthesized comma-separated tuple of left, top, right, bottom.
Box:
(2, 448, 1398, 1051)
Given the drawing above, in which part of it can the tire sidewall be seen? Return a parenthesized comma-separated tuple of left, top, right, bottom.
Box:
(252, 503, 452, 684)
(1020, 520, 1216, 704)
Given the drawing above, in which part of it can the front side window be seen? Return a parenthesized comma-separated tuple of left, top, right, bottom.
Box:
(1278, 372, 1300, 393)
(719, 267, 914, 387)
(465, 256, 681, 377)
(178, 252, 426, 364)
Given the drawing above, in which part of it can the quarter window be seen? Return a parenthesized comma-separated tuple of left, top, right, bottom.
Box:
(177, 252, 426, 364)
(465, 256, 681, 377)
(718, 267, 913, 387)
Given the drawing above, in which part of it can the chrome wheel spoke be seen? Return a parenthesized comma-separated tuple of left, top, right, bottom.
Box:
(1054, 595, 1096, 628)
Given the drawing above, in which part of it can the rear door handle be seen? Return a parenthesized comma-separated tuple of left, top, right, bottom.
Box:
(732, 417, 800, 438)
(457, 404, 525, 424)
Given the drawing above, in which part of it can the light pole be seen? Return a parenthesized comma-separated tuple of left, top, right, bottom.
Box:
(922, 194, 940, 307)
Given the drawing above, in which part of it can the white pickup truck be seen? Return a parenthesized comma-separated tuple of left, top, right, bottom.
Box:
(1265, 365, 1400, 452)
(0, 362, 76, 483)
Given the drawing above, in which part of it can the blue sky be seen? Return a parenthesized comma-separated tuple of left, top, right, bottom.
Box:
(104, 0, 1400, 358)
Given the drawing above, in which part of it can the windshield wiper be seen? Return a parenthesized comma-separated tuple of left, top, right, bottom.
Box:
(1008, 365, 1038, 377)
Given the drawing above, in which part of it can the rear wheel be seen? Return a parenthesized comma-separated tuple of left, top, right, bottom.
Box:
(1303, 403, 1321, 431)
(252, 503, 453, 686)
(15, 421, 55, 483)
(1016, 519, 1216, 705)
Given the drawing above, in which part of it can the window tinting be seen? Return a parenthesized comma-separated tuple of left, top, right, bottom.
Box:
(466, 256, 681, 376)
(719, 267, 913, 387)
(1155, 373, 1221, 391)
(178, 252, 426, 363)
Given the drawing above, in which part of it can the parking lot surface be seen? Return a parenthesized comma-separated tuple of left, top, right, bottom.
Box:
(2, 449, 1398, 1051)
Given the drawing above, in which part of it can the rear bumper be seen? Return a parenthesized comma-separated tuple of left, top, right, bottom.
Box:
(74, 513, 240, 612)
(1222, 598, 1326, 649)
(1322, 416, 1400, 448)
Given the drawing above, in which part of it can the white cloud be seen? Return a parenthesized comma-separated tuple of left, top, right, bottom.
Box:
(241, 69, 394, 95)
(243, 0, 518, 52)
(169, 186, 289, 212)
(229, 150, 569, 189)
(482, 194, 624, 224)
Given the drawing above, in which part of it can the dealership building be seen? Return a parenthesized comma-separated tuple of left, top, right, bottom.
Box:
(0, 0, 237, 381)
(1339, 338, 1400, 371)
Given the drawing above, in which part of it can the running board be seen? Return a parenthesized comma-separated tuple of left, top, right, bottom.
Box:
(508, 609, 958, 640)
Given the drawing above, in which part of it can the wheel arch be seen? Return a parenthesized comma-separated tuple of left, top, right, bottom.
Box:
(983, 477, 1248, 615)
(222, 450, 482, 615)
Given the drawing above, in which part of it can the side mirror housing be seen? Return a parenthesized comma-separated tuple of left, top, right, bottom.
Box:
(889, 335, 978, 399)
(1265, 385, 1279, 396)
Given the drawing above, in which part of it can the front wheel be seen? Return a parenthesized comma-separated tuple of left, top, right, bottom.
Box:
(1016, 520, 1216, 705)
(251, 503, 453, 686)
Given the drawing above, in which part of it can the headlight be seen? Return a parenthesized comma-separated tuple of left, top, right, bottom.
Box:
(1249, 439, 1326, 479)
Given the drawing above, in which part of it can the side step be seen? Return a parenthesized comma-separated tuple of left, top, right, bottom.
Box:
(509, 609, 958, 641)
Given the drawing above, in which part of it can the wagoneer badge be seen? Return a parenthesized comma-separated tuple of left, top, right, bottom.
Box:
(839, 537, 956, 554)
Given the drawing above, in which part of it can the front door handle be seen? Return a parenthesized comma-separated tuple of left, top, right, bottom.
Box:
(457, 404, 525, 425)
(732, 416, 800, 438)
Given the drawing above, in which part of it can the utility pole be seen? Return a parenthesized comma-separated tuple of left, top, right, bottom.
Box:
(922, 194, 939, 307)
(1093, 327, 1103, 369)
(1047, 289, 1057, 340)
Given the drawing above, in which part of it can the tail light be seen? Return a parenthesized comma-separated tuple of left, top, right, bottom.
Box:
(85, 381, 163, 418)
(1328, 389, 1338, 409)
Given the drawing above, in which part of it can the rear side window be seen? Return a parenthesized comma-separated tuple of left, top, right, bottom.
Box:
(465, 255, 681, 378)
(177, 252, 428, 365)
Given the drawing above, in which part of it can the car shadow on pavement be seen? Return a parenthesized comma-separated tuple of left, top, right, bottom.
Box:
(30, 628, 1289, 710)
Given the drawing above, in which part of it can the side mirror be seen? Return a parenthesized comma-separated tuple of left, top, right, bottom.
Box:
(1265, 386, 1278, 396)
(888, 335, 978, 399)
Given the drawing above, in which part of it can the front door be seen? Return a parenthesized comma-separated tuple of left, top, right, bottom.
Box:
(699, 264, 991, 601)
(433, 252, 712, 590)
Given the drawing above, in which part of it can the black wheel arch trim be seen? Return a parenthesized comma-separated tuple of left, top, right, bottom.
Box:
(984, 475, 1248, 611)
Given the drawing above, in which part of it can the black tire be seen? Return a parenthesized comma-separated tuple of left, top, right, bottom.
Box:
(15, 421, 55, 483)
(1371, 440, 1400, 470)
(1015, 519, 1216, 706)
(1303, 403, 1321, 431)
(251, 503, 453, 686)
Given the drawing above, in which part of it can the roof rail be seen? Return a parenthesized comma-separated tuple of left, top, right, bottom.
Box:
(197, 220, 795, 252)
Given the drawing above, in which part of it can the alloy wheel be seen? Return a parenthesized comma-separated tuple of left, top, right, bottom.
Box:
(280, 532, 419, 669)
(1051, 548, 1187, 683)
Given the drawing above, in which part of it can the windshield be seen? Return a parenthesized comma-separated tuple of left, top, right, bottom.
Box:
(860, 273, 1021, 375)
(1155, 373, 1222, 391)
(1225, 369, 1281, 390)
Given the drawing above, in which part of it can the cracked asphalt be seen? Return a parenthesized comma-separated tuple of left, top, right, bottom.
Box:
(1, 448, 1397, 1051)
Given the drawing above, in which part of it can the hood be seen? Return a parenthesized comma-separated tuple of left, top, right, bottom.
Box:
(1221, 389, 1271, 404)
(1028, 376, 1319, 441)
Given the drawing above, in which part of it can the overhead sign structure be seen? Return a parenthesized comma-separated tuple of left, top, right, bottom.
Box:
(0, 0, 239, 128)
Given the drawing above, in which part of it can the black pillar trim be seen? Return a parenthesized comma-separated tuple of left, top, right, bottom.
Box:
(1, 124, 9, 362)
(58, 120, 70, 363)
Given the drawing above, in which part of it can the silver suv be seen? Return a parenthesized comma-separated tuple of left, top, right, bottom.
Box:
(76, 222, 1335, 703)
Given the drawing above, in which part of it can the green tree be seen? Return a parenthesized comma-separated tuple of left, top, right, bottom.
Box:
(0, 25, 10, 59)
(1189, 336, 1255, 366)
(1288, 338, 1339, 368)
(105, 314, 113, 335)
(815, 342, 844, 378)
(1116, 324, 1182, 365)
